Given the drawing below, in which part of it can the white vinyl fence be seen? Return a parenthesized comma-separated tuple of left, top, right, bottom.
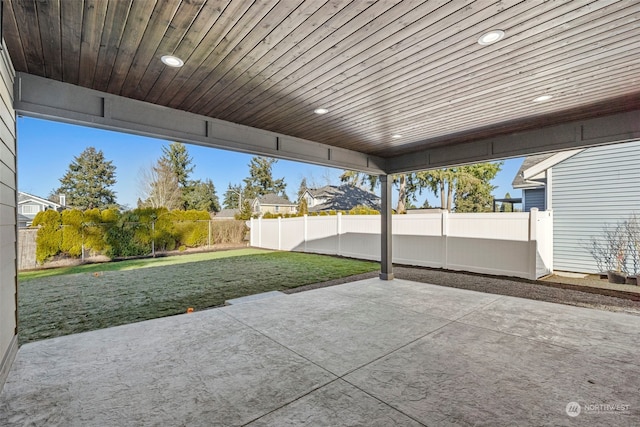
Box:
(251, 209, 553, 280)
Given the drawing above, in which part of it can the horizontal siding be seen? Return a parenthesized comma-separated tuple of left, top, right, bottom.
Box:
(523, 188, 545, 212)
(0, 39, 15, 391)
(552, 141, 640, 273)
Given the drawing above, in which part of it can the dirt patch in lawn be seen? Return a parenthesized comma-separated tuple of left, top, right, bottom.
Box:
(285, 265, 640, 316)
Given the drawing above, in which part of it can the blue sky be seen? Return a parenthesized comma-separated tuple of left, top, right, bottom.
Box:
(17, 117, 522, 209)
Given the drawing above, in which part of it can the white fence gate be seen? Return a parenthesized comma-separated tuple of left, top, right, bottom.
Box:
(251, 209, 553, 280)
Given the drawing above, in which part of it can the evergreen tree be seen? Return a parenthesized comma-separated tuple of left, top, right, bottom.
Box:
(416, 163, 502, 212)
(297, 177, 308, 201)
(243, 157, 287, 199)
(296, 177, 309, 214)
(157, 142, 221, 211)
(417, 169, 454, 210)
(339, 171, 415, 214)
(452, 163, 502, 212)
(235, 199, 253, 220)
(500, 192, 513, 212)
(184, 179, 220, 212)
(161, 142, 194, 188)
(298, 197, 309, 215)
(55, 147, 117, 210)
(223, 183, 243, 209)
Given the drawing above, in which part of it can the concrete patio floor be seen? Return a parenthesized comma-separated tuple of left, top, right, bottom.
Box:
(1, 278, 639, 426)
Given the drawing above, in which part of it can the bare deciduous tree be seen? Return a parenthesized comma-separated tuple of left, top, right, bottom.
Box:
(138, 158, 182, 210)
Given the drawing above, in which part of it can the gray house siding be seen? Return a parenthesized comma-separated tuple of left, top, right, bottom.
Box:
(552, 140, 640, 273)
(0, 42, 16, 391)
(523, 188, 545, 212)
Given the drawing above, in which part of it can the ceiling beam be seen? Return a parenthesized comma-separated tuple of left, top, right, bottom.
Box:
(13, 73, 386, 174)
(14, 73, 640, 177)
(386, 109, 640, 174)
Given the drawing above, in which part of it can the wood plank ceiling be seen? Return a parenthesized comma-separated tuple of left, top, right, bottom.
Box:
(4, 0, 640, 158)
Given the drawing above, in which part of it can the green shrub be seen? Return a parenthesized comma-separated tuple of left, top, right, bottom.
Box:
(169, 210, 209, 247)
(262, 212, 282, 219)
(146, 208, 175, 251)
(101, 208, 120, 223)
(61, 209, 84, 257)
(34, 206, 221, 260)
(32, 210, 62, 263)
(82, 208, 114, 254)
(105, 212, 150, 258)
(349, 205, 380, 215)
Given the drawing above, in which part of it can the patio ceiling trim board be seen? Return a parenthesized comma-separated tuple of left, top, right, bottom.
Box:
(385, 109, 640, 174)
(13, 73, 386, 175)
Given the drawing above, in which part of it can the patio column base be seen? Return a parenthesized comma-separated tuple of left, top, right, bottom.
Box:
(379, 272, 394, 281)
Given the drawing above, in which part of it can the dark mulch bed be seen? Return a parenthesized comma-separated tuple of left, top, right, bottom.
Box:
(285, 265, 640, 316)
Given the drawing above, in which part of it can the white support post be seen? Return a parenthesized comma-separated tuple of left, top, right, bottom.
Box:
(337, 212, 342, 256)
(303, 214, 308, 252)
(528, 208, 539, 280)
(545, 169, 553, 210)
(278, 217, 282, 250)
(441, 211, 449, 269)
(250, 218, 254, 246)
(258, 217, 262, 247)
(529, 208, 538, 240)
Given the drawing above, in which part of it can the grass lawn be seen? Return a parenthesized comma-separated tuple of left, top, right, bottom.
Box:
(18, 249, 379, 344)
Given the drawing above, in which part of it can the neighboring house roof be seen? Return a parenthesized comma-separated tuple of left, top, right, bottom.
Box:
(215, 208, 239, 218)
(304, 185, 380, 212)
(18, 213, 32, 224)
(18, 191, 62, 209)
(511, 154, 555, 189)
(512, 150, 583, 189)
(254, 193, 296, 206)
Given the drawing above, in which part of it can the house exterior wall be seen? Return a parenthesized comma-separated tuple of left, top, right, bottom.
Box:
(19, 201, 46, 216)
(252, 202, 297, 215)
(259, 204, 296, 215)
(17, 193, 61, 222)
(552, 140, 640, 273)
(523, 188, 545, 212)
(303, 193, 317, 207)
(0, 40, 17, 391)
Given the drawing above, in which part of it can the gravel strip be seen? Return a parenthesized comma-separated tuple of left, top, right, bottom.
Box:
(285, 266, 640, 316)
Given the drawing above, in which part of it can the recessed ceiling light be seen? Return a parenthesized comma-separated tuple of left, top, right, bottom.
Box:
(161, 55, 184, 68)
(533, 94, 553, 102)
(314, 108, 329, 114)
(478, 30, 505, 45)
(392, 134, 403, 139)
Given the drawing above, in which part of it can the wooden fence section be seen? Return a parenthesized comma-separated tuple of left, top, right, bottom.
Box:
(17, 228, 37, 271)
(251, 209, 553, 280)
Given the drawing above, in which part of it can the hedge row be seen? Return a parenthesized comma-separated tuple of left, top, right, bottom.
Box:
(31, 207, 247, 263)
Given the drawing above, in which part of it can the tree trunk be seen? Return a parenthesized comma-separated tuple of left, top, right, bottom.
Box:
(396, 174, 407, 214)
(439, 181, 445, 209)
(446, 180, 454, 212)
